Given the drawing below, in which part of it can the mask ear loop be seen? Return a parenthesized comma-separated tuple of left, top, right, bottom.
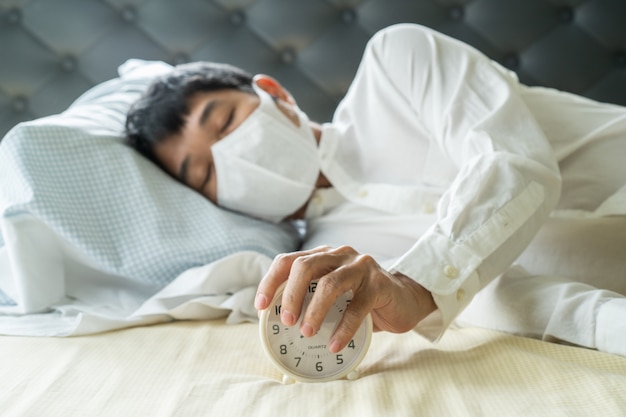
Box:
(252, 82, 308, 131)
(251, 82, 283, 116)
(252, 74, 297, 105)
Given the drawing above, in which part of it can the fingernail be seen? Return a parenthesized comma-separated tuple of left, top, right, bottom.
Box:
(282, 310, 295, 326)
(301, 322, 314, 337)
(255, 293, 267, 309)
(329, 339, 342, 353)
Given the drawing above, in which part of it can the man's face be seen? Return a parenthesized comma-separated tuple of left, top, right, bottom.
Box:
(153, 88, 259, 203)
(153, 84, 303, 204)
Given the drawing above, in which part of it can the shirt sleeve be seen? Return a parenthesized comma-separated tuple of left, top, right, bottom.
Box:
(365, 24, 562, 340)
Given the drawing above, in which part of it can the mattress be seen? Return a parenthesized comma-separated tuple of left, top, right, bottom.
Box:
(2, 319, 625, 417)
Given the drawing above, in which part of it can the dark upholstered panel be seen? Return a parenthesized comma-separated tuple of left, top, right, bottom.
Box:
(1, 0, 625, 140)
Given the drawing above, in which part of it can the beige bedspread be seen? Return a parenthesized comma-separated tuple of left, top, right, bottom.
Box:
(2, 320, 625, 417)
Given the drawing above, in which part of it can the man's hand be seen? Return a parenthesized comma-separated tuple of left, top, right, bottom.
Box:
(255, 245, 437, 353)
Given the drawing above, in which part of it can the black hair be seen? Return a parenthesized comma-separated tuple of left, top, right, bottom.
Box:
(124, 61, 254, 166)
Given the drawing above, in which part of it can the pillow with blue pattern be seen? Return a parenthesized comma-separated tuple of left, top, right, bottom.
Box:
(0, 60, 300, 308)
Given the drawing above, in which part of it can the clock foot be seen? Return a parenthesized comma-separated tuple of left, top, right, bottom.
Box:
(282, 375, 296, 385)
(347, 370, 360, 381)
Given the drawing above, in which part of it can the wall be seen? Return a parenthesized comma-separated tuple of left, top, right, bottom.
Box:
(1, 0, 625, 140)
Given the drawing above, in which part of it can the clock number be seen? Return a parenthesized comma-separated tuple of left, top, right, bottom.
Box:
(280, 345, 287, 355)
(348, 340, 355, 349)
(308, 282, 317, 293)
(294, 357, 302, 367)
(336, 354, 343, 365)
(316, 362, 323, 372)
(272, 324, 280, 335)
(275, 304, 281, 316)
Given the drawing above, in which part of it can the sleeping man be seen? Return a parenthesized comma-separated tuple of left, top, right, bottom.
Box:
(125, 24, 626, 357)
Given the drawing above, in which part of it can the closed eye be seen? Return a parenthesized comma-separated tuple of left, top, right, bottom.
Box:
(220, 109, 234, 135)
(200, 162, 212, 192)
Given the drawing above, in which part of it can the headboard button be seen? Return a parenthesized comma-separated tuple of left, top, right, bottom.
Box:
(60, 55, 77, 73)
(230, 10, 245, 26)
(557, 6, 574, 24)
(173, 53, 190, 65)
(12, 96, 28, 113)
(449, 5, 464, 21)
(503, 53, 520, 70)
(340, 9, 357, 24)
(280, 48, 296, 65)
(120, 6, 137, 23)
(4, 7, 22, 25)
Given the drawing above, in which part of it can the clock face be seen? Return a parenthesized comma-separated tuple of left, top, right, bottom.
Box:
(259, 280, 372, 383)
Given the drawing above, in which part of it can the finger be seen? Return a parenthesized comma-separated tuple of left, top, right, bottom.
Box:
(255, 246, 330, 311)
(328, 292, 375, 353)
(300, 266, 356, 337)
(280, 248, 348, 326)
(255, 253, 293, 311)
(325, 253, 381, 352)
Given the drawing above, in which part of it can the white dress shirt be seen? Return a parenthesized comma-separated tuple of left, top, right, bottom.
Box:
(303, 24, 626, 345)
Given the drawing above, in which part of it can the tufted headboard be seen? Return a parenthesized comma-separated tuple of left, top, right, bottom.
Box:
(1, 0, 625, 141)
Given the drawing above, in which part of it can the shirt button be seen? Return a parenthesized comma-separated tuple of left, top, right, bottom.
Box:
(358, 190, 368, 198)
(422, 202, 435, 214)
(443, 265, 458, 279)
(456, 289, 465, 302)
(311, 195, 323, 205)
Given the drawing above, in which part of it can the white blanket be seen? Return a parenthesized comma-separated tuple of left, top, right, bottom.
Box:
(0, 243, 270, 336)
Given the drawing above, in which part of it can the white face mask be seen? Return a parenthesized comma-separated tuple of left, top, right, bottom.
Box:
(212, 82, 320, 223)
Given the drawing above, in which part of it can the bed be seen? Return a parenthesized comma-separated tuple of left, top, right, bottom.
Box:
(2, 1, 626, 416)
(2, 320, 626, 417)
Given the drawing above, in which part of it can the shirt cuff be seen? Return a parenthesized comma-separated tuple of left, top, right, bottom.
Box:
(408, 270, 481, 342)
(389, 228, 482, 341)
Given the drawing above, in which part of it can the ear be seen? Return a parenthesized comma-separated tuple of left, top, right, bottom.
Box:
(253, 74, 296, 105)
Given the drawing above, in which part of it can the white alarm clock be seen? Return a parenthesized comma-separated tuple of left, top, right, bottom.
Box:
(259, 280, 373, 383)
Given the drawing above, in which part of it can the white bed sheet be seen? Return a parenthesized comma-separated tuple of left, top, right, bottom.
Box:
(1, 319, 625, 417)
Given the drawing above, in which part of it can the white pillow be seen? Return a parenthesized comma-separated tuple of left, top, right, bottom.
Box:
(0, 60, 300, 309)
